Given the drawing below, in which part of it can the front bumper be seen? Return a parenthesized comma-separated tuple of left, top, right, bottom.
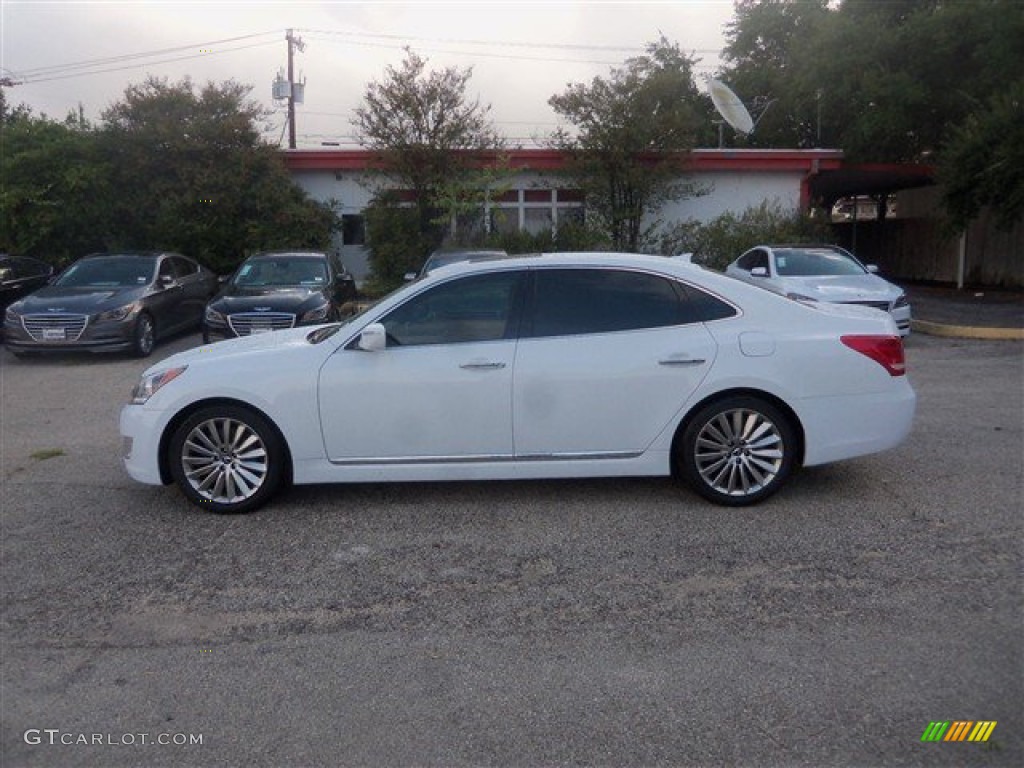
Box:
(4, 315, 136, 352)
(891, 305, 912, 337)
(120, 403, 170, 485)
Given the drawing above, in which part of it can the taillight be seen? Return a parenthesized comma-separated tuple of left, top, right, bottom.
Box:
(840, 335, 906, 376)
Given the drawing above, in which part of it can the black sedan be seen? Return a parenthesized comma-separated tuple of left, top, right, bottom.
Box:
(202, 251, 357, 343)
(0, 254, 54, 313)
(3, 252, 218, 357)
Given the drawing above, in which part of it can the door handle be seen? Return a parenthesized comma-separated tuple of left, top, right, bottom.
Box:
(459, 361, 507, 370)
(659, 355, 706, 366)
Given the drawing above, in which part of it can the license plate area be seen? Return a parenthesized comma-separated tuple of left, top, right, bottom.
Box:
(42, 329, 67, 341)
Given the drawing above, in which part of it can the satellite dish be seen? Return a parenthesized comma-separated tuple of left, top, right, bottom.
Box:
(707, 79, 754, 135)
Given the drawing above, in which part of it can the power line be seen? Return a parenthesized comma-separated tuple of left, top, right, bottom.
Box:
(17, 40, 280, 85)
(299, 27, 722, 57)
(304, 33, 719, 68)
(11, 31, 282, 83)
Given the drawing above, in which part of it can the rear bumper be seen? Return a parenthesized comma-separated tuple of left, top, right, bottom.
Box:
(798, 381, 916, 466)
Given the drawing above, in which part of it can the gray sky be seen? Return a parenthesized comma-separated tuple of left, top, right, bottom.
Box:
(2, 0, 736, 148)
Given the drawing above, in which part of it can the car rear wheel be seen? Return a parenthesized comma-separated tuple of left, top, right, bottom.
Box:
(677, 396, 796, 506)
(132, 312, 155, 357)
(168, 405, 284, 513)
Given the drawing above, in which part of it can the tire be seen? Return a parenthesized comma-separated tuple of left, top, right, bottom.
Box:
(132, 312, 156, 357)
(201, 327, 211, 345)
(676, 395, 797, 506)
(168, 405, 285, 513)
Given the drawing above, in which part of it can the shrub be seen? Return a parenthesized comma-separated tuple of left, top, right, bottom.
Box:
(644, 201, 834, 269)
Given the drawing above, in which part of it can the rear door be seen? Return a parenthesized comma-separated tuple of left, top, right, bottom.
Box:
(512, 267, 719, 457)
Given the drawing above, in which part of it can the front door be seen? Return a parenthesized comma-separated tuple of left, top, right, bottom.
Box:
(318, 270, 526, 461)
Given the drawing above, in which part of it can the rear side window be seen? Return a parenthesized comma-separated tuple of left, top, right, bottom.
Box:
(679, 283, 738, 323)
(528, 269, 683, 338)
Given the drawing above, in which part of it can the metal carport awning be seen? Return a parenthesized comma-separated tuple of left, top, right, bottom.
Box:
(808, 163, 935, 210)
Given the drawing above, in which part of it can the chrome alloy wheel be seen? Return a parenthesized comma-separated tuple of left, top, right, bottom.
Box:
(180, 417, 269, 503)
(693, 408, 785, 497)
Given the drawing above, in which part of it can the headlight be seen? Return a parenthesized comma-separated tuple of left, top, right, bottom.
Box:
(96, 302, 138, 323)
(205, 307, 226, 324)
(130, 366, 187, 405)
(893, 294, 909, 309)
(786, 292, 818, 302)
(300, 304, 330, 323)
(4, 306, 21, 322)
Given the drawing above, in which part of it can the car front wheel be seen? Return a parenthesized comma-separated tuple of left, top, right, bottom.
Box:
(168, 405, 285, 513)
(677, 396, 797, 506)
(132, 312, 155, 357)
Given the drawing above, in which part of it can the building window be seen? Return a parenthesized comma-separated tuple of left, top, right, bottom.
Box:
(524, 207, 552, 235)
(342, 215, 366, 245)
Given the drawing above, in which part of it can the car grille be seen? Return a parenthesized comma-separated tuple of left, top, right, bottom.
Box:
(842, 300, 892, 312)
(227, 312, 296, 336)
(21, 314, 89, 342)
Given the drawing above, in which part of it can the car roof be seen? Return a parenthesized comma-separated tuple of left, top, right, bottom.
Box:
(80, 251, 177, 260)
(426, 251, 710, 279)
(248, 251, 327, 260)
(758, 244, 850, 253)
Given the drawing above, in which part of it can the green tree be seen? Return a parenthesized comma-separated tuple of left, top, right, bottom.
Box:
(352, 48, 504, 283)
(548, 36, 706, 251)
(100, 76, 337, 271)
(719, 0, 831, 149)
(720, 0, 1024, 162)
(0, 106, 113, 264)
(940, 79, 1024, 232)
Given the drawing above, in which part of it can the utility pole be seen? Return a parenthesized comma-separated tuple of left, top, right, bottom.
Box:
(286, 29, 305, 149)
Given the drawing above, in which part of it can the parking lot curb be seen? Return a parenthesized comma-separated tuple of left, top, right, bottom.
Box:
(911, 319, 1024, 341)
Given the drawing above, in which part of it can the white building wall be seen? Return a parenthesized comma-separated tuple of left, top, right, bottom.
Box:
(654, 172, 802, 227)
(289, 167, 808, 285)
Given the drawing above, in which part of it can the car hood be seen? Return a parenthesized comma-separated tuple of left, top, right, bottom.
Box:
(209, 286, 327, 313)
(153, 325, 334, 372)
(774, 274, 900, 301)
(12, 285, 146, 314)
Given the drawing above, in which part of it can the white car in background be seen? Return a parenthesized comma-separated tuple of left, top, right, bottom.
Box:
(725, 244, 911, 336)
(121, 252, 915, 514)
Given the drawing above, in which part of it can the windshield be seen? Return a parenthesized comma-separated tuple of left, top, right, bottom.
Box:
(55, 256, 157, 288)
(233, 257, 328, 287)
(774, 248, 866, 277)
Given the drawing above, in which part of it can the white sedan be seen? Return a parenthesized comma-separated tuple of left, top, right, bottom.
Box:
(725, 244, 911, 335)
(120, 252, 915, 513)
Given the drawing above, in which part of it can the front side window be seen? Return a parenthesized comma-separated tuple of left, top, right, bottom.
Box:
(736, 249, 769, 272)
(528, 269, 683, 338)
(380, 271, 524, 347)
(170, 256, 199, 277)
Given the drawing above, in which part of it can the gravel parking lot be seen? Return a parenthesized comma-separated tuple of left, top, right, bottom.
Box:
(2, 332, 1021, 767)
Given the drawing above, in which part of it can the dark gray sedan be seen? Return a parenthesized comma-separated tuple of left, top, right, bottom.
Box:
(3, 251, 217, 357)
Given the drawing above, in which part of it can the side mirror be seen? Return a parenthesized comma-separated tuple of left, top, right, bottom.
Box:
(358, 323, 387, 352)
(865, 264, 880, 274)
(403, 272, 418, 282)
(159, 274, 177, 288)
(750, 266, 768, 277)
(217, 274, 230, 284)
